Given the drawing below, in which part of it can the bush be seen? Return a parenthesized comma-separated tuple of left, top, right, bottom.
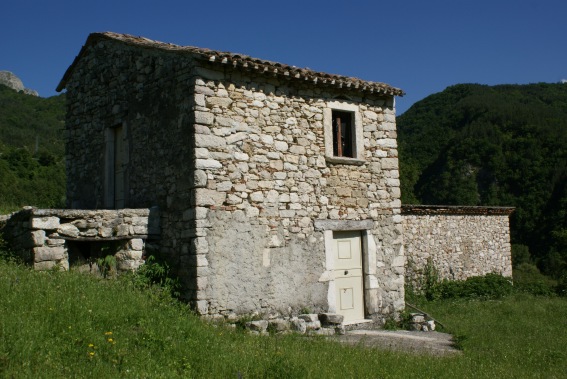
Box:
(511, 244, 531, 267)
(513, 263, 557, 296)
(125, 254, 180, 301)
(555, 274, 567, 297)
(435, 273, 514, 300)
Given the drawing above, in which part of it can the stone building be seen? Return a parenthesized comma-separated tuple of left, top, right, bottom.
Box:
(50, 32, 513, 325)
(56, 32, 405, 324)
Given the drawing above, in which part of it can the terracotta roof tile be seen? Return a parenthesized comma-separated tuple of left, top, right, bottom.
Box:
(57, 32, 405, 96)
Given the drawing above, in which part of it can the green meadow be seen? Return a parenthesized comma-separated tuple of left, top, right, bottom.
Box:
(1, 252, 566, 379)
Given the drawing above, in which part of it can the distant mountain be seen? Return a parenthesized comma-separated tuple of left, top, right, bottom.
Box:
(0, 83, 65, 212)
(397, 83, 567, 278)
(0, 71, 38, 96)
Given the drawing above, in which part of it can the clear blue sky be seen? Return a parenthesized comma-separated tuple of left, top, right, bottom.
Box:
(2, 0, 566, 114)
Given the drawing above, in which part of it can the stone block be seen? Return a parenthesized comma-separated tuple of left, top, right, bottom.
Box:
(117, 259, 143, 271)
(72, 219, 88, 229)
(411, 314, 425, 323)
(268, 319, 290, 332)
(318, 313, 344, 326)
(305, 321, 321, 331)
(195, 300, 209, 315)
(274, 141, 288, 151)
(129, 238, 144, 251)
(194, 111, 214, 125)
(226, 132, 247, 144)
(34, 260, 58, 271)
(195, 134, 226, 148)
(194, 188, 226, 207)
(114, 224, 130, 237)
(133, 225, 147, 235)
(308, 328, 335, 336)
(34, 246, 66, 262)
(335, 325, 346, 335)
(81, 229, 98, 237)
(99, 227, 113, 238)
(31, 216, 60, 230)
(30, 230, 46, 247)
(57, 223, 80, 238)
(46, 238, 65, 247)
(427, 320, 436, 331)
(381, 158, 398, 170)
(290, 319, 307, 334)
(192, 170, 208, 188)
(246, 320, 268, 333)
(206, 96, 233, 107)
(195, 159, 222, 170)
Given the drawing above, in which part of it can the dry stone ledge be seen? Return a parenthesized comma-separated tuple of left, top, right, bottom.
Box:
(1, 207, 159, 273)
(234, 313, 344, 336)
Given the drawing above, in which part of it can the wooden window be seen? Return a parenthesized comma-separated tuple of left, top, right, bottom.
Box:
(332, 111, 354, 158)
(324, 102, 364, 165)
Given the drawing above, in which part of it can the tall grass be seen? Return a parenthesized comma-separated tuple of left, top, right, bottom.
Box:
(0, 256, 566, 378)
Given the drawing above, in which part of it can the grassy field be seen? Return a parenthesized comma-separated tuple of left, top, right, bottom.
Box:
(1, 256, 566, 378)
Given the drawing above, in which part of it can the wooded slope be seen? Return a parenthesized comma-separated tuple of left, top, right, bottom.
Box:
(0, 84, 66, 211)
(398, 83, 567, 278)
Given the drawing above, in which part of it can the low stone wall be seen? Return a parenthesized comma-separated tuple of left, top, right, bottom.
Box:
(402, 205, 514, 287)
(1, 207, 159, 272)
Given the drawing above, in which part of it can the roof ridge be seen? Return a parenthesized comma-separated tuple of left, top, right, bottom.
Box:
(57, 32, 404, 97)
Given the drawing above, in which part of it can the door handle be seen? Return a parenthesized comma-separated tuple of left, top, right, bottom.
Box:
(344, 270, 348, 275)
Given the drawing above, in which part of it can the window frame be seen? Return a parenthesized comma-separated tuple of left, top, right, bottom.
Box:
(324, 101, 364, 165)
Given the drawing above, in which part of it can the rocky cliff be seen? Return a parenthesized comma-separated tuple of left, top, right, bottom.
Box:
(0, 71, 38, 96)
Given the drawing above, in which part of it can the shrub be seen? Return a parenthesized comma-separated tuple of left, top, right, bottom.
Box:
(513, 263, 557, 296)
(126, 254, 180, 301)
(436, 273, 513, 300)
(511, 244, 531, 267)
(555, 274, 567, 297)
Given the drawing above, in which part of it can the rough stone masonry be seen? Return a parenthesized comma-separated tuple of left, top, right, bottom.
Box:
(55, 32, 406, 324)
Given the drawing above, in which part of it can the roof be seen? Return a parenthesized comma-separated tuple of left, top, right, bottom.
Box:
(401, 205, 515, 216)
(56, 32, 405, 96)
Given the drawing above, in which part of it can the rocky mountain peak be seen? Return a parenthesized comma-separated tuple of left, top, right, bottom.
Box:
(0, 71, 38, 96)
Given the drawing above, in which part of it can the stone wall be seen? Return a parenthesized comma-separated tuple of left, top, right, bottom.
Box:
(64, 38, 197, 278)
(402, 205, 514, 287)
(187, 63, 404, 321)
(1, 207, 158, 272)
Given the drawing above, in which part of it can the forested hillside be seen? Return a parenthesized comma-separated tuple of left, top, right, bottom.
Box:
(1, 81, 566, 280)
(398, 83, 567, 279)
(0, 84, 66, 211)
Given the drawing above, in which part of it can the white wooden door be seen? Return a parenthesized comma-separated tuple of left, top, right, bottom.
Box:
(333, 231, 364, 323)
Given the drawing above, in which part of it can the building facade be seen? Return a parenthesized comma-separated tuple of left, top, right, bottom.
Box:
(57, 32, 406, 324)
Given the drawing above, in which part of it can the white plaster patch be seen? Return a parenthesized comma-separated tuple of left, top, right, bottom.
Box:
(263, 249, 270, 267)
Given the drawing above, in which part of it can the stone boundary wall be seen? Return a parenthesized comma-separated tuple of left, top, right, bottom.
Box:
(1, 207, 159, 272)
(402, 205, 514, 287)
